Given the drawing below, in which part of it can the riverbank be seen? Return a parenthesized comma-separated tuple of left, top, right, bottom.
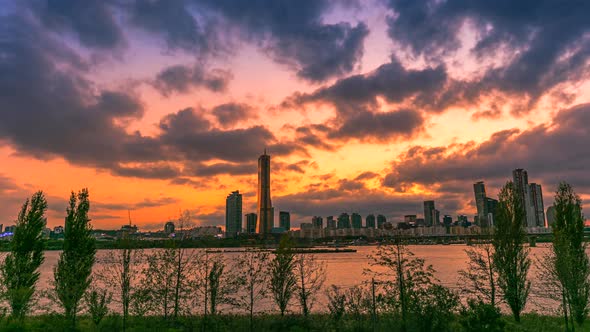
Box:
(0, 313, 584, 331)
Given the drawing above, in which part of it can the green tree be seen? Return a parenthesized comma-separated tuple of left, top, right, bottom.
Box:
(493, 181, 530, 322)
(83, 287, 111, 327)
(294, 254, 326, 317)
(233, 250, 270, 331)
(459, 241, 500, 307)
(551, 182, 589, 330)
(1, 191, 47, 319)
(53, 188, 96, 328)
(270, 235, 297, 316)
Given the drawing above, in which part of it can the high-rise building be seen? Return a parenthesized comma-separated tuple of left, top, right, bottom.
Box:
(257, 151, 274, 234)
(279, 211, 291, 231)
(311, 216, 323, 229)
(423, 200, 435, 226)
(351, 213, 362, 229)
(337, 213, 350, 229)
(377, 214, 386, 229)
(473, 181, 487, 225)
(326, 216, 336, 229)
(164, 221, 175, 234)
(546, 205, 556, 227)
(443, 215, 453, 227)
(513, 168, 533, 227)
(432, 209, 440, 226)
(529, 183, 545, 227)
(245, 213, 257, 234)
(225, 190, 242, 237)
(485, 197, 498, 227)
(366, 214, 376, 228)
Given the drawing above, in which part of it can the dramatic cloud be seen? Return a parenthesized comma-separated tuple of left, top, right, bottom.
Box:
(211, 103, 255, 127)
(383, 103, 590, 210)
(386, 0, 590, 111)
(153, 63, 232, 96)
(29, 0, 125, 49)
(198, 0, 369, 81)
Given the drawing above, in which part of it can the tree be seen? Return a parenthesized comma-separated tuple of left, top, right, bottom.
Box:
(96, 235, 142, 330)
(326, 285, 346, 323)
(270, 235, 297, 316)
(459, 241, 500, 307)
(367, 236, 434, 331)
(492, 181, 530, 322)
(550, 182, 589, 330)
(1, 191, 47, 319)
(54, 188, 96, 328)
(232, 250, 270, 331)
(84, 287, 111, 327)
(293, 254, 326, 317)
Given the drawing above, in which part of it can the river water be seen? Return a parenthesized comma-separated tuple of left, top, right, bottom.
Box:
(31, 244, 560, 314)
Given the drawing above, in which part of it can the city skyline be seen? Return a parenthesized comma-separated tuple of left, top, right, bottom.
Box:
(1, 1, 590, 230)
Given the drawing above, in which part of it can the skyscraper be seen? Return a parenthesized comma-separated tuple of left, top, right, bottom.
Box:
(337, 213, 350, 229)
(366, 214, 376, 228)
(312, 216, 323, 229)
(326, 216, 336, 229)
(279, 211, 291, 230)
(257, 150, 274, 234)
(423, 200, 435, 226)
(245, 213, 257, 234)
(377, 214, 386, 229)
(485, 197, 498, 227)
(529, 183, 545, 227)
(351, 213, 362, 229)
(225, 190, 242, 237)
(513, 168, 533, 227)
(473, 181, 487, 225)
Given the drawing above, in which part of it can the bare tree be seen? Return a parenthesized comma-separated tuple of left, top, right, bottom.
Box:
(232, 250, 270, 331)
(459, 241, 500, 307)
(95, 235, 143, 330)
(270, 235, 297, 316)
(293, 254, 326, 317)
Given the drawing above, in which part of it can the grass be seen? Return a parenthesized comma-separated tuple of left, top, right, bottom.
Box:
(0, 313, 587, 332)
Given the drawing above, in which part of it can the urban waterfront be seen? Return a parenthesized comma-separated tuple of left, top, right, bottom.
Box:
(28, 244, 560, 315)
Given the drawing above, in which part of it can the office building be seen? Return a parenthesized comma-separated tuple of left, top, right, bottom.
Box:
(366, 214, 376, 228)
(443, 215, 453, 227)
(279, 211, 291, 230)
(337, 213, 351, 229)
(225, 190, 242, 237)
(404, 215, 417, 224)
(257, 151, 274, 234)
(423, 201, 435, 226)
(473, 181, 487, 225)
(377, 214, 386, 229)
(529, 183, 545, 227)
(485, 197, 498, 227)
(513, 168, 534, 227)
(245, 213, 257, 234)
(351, 213, 362, 229)
(326, 216, 336, 229)
(312, 216, 323, 229)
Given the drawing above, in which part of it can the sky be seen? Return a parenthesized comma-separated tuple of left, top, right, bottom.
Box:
(1, 0, 590, 230)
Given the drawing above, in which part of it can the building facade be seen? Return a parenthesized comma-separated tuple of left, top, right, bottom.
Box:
(279, 211, 291, 230)
(366, 214, 376, 228)
(377, 214, 386, 229)
(225, 190, 242, 237)
(423, 200, 435, 226)
(257, 151, 274, 234)
(529, 183, 545, 227)
(245, 213, 257, 234)
(351, 213, 362, 229)
(312, 216, 323, 229)
(337, 213, 350, 229)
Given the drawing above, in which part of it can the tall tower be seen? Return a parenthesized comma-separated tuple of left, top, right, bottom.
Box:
(473, 181, 487, 226)
(512, 168, 533, 227)
(225, 190, 242, 237)
(257, 150, 274, 234)
(423, 200, 435, 227)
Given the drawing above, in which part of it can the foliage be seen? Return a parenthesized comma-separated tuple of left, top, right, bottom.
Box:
(459, 299, 505, 332)
(83, 288, 111, 326)
(408, 283, 459, 332)
(0, 191, 47, 319)
(493, 181, 530, 322)
(326, 285, 346, 322)
(53, 188, 96, 328)
(550, 182, 589, 330)
(270, 235, 297, 316)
